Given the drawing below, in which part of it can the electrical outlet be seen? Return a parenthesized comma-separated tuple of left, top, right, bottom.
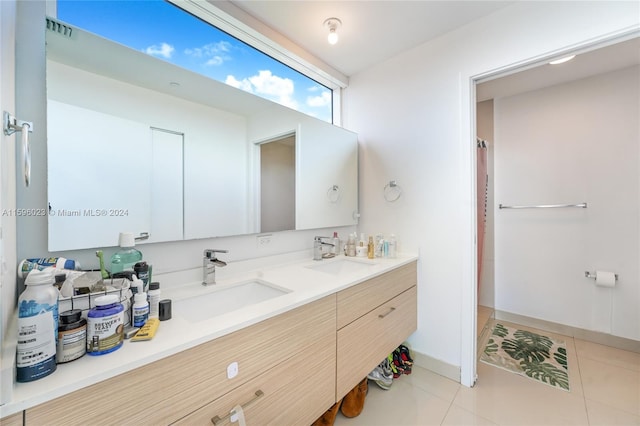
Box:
(227, 361, 238, 379)
(256, 234, 272, 248)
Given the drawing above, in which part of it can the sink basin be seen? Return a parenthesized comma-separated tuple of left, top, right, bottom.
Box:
(306, 258, 377, 276)
(173, 279, 290, 323)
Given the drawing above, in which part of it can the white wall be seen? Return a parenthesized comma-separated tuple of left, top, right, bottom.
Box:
(494, 66, 639, 341)
(343, 1, 639, 382)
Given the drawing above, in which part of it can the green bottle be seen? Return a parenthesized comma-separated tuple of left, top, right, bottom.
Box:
(110, 232, 143, 274)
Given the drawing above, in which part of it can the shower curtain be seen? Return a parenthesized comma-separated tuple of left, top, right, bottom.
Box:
(477, 139, 488, 289)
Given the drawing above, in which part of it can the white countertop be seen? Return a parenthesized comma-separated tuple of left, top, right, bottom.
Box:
(0, 251, 417, 417)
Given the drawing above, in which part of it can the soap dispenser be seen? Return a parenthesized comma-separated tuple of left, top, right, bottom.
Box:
(110, 232, 143, 274)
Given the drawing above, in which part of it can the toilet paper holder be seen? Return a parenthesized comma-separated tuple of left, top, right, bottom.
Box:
(584, 271, 618, 281)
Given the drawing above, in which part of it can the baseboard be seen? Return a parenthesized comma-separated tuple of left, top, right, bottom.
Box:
(495, 310, 640, 354)
(411, 349, 460, 382)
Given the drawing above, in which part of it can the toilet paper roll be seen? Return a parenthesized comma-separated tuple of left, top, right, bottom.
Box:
(596, 271, 616, 288)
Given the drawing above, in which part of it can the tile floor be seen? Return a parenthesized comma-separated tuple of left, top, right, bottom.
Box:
(334, 307, 640, 426)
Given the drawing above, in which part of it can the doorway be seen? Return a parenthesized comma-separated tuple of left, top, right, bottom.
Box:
(259, 132, 296, 233)
(473, 35, 640, 376)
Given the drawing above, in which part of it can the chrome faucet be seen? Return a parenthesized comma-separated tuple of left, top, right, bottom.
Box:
(203, 249, 228, 285)
(313, 236, 334, 261)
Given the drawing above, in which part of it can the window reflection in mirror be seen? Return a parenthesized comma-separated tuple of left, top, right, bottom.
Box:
(54, 0, 333, 122)
(259, 133, 296, 233)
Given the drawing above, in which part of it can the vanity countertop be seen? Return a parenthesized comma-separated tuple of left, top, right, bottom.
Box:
(1, 251, 417, 417)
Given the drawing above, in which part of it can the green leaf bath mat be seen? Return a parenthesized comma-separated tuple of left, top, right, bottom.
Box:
(480, 323, 569, 391)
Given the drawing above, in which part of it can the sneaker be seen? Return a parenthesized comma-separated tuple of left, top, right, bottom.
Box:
(387, 353, 401, 378)
(398, 345, 413, 374)
(368, 360, 393, 389)
(379, 357, 394, 380)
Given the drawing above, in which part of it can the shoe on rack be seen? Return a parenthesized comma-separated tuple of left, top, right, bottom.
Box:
(311, 398, 343, 426)
(341, 377, 368, 418)
(367, 362, 392, 390)
(387, 353, 401, 378)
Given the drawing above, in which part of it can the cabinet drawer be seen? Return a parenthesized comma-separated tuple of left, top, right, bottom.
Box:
(173, 327, 335, 426)
(336, 286, 417, 398)
(26, 295, 336, 426)
(337, 261, 416, 329)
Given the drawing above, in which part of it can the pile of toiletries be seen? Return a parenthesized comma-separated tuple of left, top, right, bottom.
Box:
(340, 232, 397, 259)
(15, 232, 169, 383)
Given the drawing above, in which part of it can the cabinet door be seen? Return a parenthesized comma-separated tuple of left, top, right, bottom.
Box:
(336, 286, 417, 398)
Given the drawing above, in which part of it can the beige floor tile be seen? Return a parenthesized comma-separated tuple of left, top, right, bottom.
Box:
(477, 305, 494, 337)
(579, 357, 640, 416)
(575, 339, 640, 372)
(454, 362, 589, 425)
(334, 378, 452, 426)
(441, 405, 498, 426)
(401, 365, 461, 402)
(585, 399, 640, 426)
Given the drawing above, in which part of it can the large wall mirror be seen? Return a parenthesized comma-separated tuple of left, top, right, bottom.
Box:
(46, 20, 358, 251)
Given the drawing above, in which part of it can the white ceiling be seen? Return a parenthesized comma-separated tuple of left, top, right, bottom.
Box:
(228, 1, 640, 100)
(229, 0, 514, 76)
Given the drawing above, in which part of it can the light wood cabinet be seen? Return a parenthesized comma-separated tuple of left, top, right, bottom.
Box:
(0, 412, 23, 426)
(23, 261, 418, 425)
(26, 295, 336, 426)
(336, 261, 417, 399)
(337, 262, 416, 329)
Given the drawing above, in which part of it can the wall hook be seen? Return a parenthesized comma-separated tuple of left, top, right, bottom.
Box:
(3, 111, 33, 187)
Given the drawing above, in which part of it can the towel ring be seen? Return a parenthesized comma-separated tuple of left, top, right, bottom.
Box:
(327, 185, 341, 203)
(384, 180, 402, 202)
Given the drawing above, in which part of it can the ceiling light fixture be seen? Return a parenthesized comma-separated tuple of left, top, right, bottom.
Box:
(549, 55, 576, 65)
(324, 18, 341, 45)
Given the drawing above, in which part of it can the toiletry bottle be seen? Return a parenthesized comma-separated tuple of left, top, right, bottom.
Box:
(357, 233, 367, 257)
(332, 232, 341, 256)
(375, 234, 385, 258)
(130, 276, 144, 296)
(18, 257, 80, 279)
(346, 234, 356, 257)
(132, 292, 149, 327)
(147, 282, 161, 318)
(110, 232, 143, 274)
(367, 236, 375, 259)
(388, 234, 397, 258)
(54, 273, 66, 290)
(57, 309, 87, 364)
(17, 269, 58, 382)
(134, 261, 150, 287)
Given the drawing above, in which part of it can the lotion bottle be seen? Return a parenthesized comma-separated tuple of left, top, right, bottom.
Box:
(367, 236, 375, 259)
(332, 232, 341, 256)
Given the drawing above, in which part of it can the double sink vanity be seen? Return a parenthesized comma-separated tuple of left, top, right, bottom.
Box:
(3, 252, 417, 425)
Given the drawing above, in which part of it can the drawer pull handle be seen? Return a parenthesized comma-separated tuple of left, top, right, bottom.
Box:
(211, 390, 264, 425)
(378, 307, 396, 319)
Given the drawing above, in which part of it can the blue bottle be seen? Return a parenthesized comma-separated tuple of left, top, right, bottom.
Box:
(87, 295, 124, 355)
